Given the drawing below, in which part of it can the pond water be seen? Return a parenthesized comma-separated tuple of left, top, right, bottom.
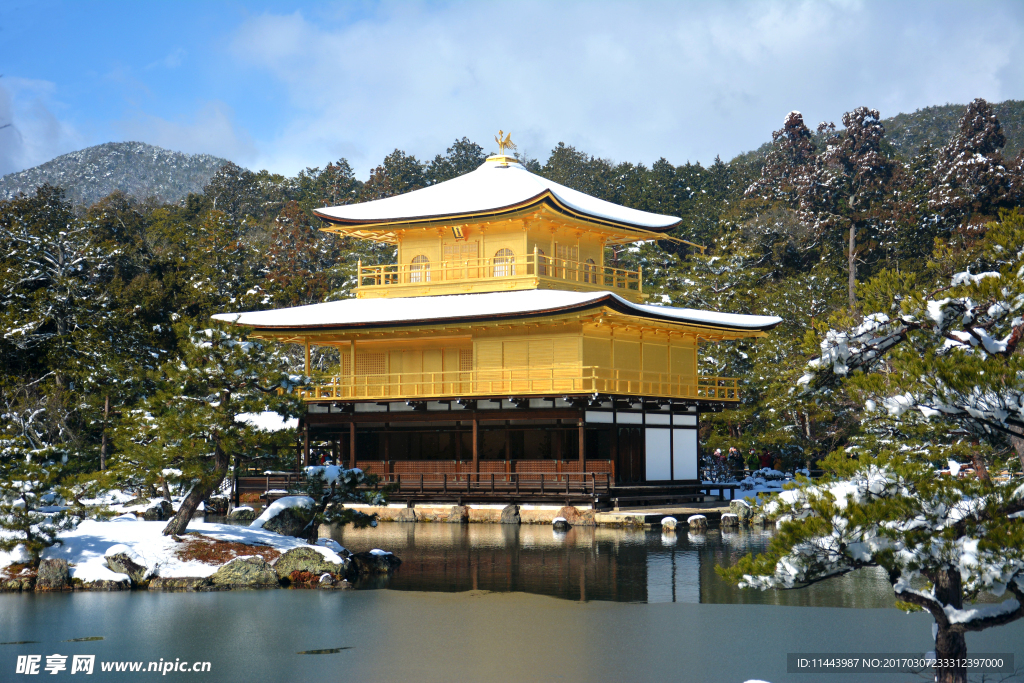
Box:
(330, 522, 898, 608)
(1, 523, 1021, 683)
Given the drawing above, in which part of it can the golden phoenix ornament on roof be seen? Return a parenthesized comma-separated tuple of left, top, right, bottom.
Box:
(495, 130, 516, 156)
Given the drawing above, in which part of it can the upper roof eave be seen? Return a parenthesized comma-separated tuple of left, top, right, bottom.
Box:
(212, 291, 782, 336)
(313, 189, 680, 234)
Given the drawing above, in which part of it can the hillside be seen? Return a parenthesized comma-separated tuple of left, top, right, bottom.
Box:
(731, 99, 1024, 165)
(0, 142, 231, 207)
(885, 100, 1024, 159)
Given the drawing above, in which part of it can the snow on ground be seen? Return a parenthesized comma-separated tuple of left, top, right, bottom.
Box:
(19, 518, 346, 582)
(704, 469, 798, 504)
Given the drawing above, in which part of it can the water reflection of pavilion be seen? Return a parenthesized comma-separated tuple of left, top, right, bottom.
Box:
(331, 523, 707, 603)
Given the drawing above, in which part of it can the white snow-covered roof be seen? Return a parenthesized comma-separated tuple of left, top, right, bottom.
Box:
(212, 290, 782, 332)
(314, 157, 680, 230)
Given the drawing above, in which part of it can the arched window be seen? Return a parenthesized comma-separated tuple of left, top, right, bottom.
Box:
(536, 248, 548, 276)
(410, 255, 431, 283)
(584, 258, 597, 284)
(493, 248, 516, 277)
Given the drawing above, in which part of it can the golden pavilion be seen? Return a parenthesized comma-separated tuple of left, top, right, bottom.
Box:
(216, 145, 780, 507)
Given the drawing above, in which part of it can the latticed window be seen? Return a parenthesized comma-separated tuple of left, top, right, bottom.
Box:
(356, 351, 386, 376)
(442, 241, 479, 279)
(459, 348, 473, 372)
(493, 248, 516, 277)
(410, 255, 430, 283)
(554, 243, 578, 279)
(584, 258, 597, 283)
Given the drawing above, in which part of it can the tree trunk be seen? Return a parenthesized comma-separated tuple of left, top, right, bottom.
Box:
(100, 395, 109, 471)
(162, 444, 230, 536)
(848, 224, 857, 308)
(1010, 430, 1024, 473)
(934, 626, 968, 683)
(933, 569, 968, 683)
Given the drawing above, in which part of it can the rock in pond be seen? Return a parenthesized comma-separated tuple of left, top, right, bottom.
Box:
(395, 507, 417, 523)
(445, 505, 470, 524)
(500, 504, 521, 525)
(751, 513, 768, 527)
(660, 516, 678, 531)
(148, 577, 212, 592)
(227, 506, 256, 522)
(210, 557, 280, 588)
(729, 499, 752, 523)
(687, 515, 708, 531)
(79, 578, 130, 591)
(350, 550, 402, 575)
(2, 577, 35, 592)
(552, 517, 571, 531)
(141, 499, 173, 521)
(556, 505, 596, 527)
(104, 545, 148, 585)
(274, 547, 347, 581)
(35, 559, 71, 591)
(721, 513, 740, 527)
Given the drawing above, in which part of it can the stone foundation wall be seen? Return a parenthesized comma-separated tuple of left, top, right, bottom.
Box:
(346, 503, 590, 524)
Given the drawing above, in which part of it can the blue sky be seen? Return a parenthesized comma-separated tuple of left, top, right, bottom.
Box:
(2, 0, 1023, 179)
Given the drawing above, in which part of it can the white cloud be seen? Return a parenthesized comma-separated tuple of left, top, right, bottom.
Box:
(0, 77, 85, 177)
(228, 0, 1024, 177)
(113, 101, 258, 164)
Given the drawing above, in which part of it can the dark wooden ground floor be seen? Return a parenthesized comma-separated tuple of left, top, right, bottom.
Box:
(234, 395, 731, 507)
(295, 395, 713, 486)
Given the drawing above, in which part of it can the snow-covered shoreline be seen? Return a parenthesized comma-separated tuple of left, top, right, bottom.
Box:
(0, 517, 349, 589)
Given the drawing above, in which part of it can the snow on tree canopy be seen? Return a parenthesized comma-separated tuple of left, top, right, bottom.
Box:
(235, 411, 298, 433)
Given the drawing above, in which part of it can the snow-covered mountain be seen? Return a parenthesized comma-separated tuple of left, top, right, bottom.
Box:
(0, 142, 232, 207)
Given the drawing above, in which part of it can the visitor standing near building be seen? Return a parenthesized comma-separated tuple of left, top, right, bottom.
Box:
(727, 447, 742, 476)
(746, 448, 759, 475)
(759, 448, 773, 470)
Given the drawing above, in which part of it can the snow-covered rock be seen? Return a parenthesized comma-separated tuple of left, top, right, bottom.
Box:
(687, 515, 708, 531)
(250, 496, 315, 536)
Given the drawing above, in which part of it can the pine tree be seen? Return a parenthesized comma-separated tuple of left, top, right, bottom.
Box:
(289, 466, 387, 542)
(722, 210, 1024, 683)
(114, 322, 306, 536)
(361, 150, 426, 200)
(929, 98, 1014, 229)
(426, 137, 486, 184)
(747, 108, 901, 308)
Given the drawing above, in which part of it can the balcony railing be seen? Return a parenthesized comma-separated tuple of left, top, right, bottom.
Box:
(300, 366, 740, 402)
(357, 250, 642, 294)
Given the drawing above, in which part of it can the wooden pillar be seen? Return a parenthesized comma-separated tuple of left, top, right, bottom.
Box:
(610, 427, 618, 482)
(472, 417, 479, 476)
(349, 422, 356, 470)
(304, 340, 311, 376)
(303, 422, 310, 468)
(349, 340, 356, 383)
(578, 419, 586, 472)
